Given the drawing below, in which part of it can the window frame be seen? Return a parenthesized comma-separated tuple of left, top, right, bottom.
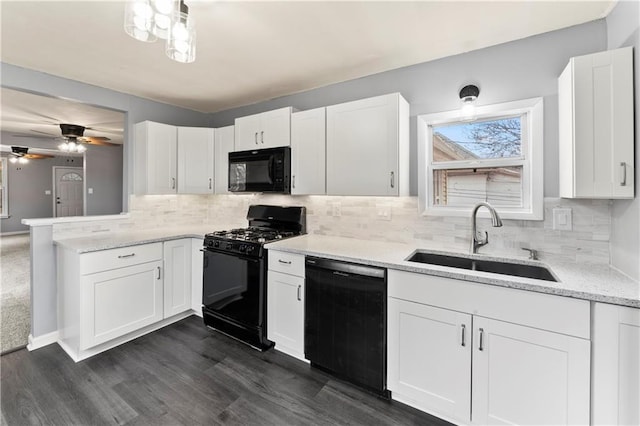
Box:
(418, 97, 544, 220)
(0, 157, 8, 218)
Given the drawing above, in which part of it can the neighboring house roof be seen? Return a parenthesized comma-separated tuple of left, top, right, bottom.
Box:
(432, 132, 479, 162)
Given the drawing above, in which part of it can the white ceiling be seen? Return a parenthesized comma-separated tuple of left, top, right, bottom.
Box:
(1, 1, 615, 114)
(1, 87, 125, 144)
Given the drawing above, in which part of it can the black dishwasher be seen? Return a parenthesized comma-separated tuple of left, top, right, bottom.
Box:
(304, 256, 388, 397)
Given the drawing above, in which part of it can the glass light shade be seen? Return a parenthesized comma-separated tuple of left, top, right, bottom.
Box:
(124, 0, 157, 42)
(166, 10, 195, 63)
(151, 0, 176, 39)
(76, 144, 87, 153)
(9, 157, 17, 164)
(18, 157, 29, 164)
(460, 101, 476, 120)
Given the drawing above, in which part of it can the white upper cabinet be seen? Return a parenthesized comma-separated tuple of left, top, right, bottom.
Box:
(234, 106, 293, 151)
(326, 93, 409, 196)
(177, 127, 214, 194)
(291, 107, 326, 195)
(214, 125, 234, 194)
(134, 121, 177, 194)
(559, 47, 634, 199)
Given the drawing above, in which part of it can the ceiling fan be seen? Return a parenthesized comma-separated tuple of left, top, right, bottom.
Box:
(8, 146, 54, 164)
(12, 123, 121, 151)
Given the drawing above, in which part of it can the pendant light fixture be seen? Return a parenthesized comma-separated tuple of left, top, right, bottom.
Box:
(124, 0, 196, 63)
(459, 84, 480, 119)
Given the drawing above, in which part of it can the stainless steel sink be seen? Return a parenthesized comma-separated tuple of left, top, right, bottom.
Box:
(406, 251, 557, 282)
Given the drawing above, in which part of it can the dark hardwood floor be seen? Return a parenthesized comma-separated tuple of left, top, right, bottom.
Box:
(1, 316, 452, 425)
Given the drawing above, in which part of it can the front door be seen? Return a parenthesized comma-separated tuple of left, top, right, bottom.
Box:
(54, 167, 84, 217)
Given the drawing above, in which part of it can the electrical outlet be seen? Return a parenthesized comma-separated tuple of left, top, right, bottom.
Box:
(552, 208, 572, 231)
(88, 188, 94, 194)
(45, 190, 51, 195)
(376, 204, 391, 221)
(332, 202, 341, 217)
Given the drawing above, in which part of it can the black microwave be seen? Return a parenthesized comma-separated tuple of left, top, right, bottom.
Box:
(228, 147, 291, 193)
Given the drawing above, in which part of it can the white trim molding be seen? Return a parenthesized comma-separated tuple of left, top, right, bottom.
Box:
(27, 331, 59, 351)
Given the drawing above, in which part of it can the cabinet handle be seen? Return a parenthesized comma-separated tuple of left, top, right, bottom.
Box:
(209, 178, 212, 190)
(620, 162, 627, 186)
(255, 132, 258, 145)
(461, 324, 466, 347)
(478, 328, 484, 351)
(390, 171, 395, 188)
(156, 266, 161, 280)
(297, 285, 301, 301)
(117, 253, 135, 259)
(260, 131, 264, 144)
(278, 259, 292, 265)
(292, 175, 295, 189)
(172, 177, 176, 189)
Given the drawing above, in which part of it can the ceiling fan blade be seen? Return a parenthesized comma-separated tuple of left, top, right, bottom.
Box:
(24, 153, 55, 160)
(11, 133, 56, 139)
(81, 137, 119, 146)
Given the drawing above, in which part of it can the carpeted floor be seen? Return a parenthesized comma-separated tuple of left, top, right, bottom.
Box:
(0, 233, 31, 353)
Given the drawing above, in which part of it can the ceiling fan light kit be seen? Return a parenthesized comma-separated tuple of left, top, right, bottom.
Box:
(124, 0, 196, 63)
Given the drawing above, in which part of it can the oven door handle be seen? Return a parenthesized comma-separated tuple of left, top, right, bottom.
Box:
(202, 248, 261, 263)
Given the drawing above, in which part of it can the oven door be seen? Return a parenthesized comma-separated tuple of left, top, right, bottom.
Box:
(202, 248, 264, 328)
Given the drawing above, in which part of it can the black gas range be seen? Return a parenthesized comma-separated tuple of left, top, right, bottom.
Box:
(202, 205, 306, 351)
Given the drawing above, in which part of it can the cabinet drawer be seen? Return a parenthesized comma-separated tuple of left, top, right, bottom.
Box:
(268, 250, 305, 277)
(80, 243, 163, 275)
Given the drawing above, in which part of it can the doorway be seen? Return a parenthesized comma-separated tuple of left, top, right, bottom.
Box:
(53, 166, 84, 217)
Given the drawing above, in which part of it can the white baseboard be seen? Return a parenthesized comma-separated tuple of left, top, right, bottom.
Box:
(27, 331, 59, 351)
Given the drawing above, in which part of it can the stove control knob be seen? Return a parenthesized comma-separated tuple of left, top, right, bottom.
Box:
(213, 241, 220, 248)
(207, 240, 213, 247)
(226, 243, 233, 250)
(246, 246, 254, 253)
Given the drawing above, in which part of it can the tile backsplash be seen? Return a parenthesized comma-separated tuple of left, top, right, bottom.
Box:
(53, 194, 612, 264)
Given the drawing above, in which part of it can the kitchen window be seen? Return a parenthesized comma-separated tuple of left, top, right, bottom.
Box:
(0, 157, 7, 218)
(417, 98, 543, 220)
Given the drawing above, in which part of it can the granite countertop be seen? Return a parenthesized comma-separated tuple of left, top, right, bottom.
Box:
(265, 234, 640, 309)
(53, 226, 220, 253)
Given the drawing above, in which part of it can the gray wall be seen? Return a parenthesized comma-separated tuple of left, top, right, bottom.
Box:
(1, 149, 82, 233)
(1, 64, 212, 211)
(210, 20, 607, 198)
(607, 0, 640, 281)
(85, 144, 123, 216)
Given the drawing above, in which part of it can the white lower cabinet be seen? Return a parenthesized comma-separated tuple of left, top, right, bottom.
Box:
(592, 303, 640, 425)
(163, 239, 192, 318)
(267, 250, 306, 361)
(58, 239, 199, 362)
(387, 269, 591, 425)
(472, 317, 590, 426)
(80, 260, 163, 350)
(387, 299, 471, 421)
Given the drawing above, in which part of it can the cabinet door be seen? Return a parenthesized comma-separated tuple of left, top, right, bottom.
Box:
(560, 47, 634, 199)
(145, 122, 177, 194)
(592, 303, 640, 425)
(214, 125, 235, 193)
(326, 94, 400, 196)
(235, 114, 261, 151)
(177, 127, 214, 194)
(472, 316, 590, 425)
(260, 107, 292, 149)
(163, 239, 192, 318)
(80, 260, 163, 349)
(267, 270, 304, 360)
(291, 108, 326, 195)
(388, 298, 472, 423)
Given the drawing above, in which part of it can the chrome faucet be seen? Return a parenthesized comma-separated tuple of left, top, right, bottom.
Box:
(470, 202, 503, 254)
